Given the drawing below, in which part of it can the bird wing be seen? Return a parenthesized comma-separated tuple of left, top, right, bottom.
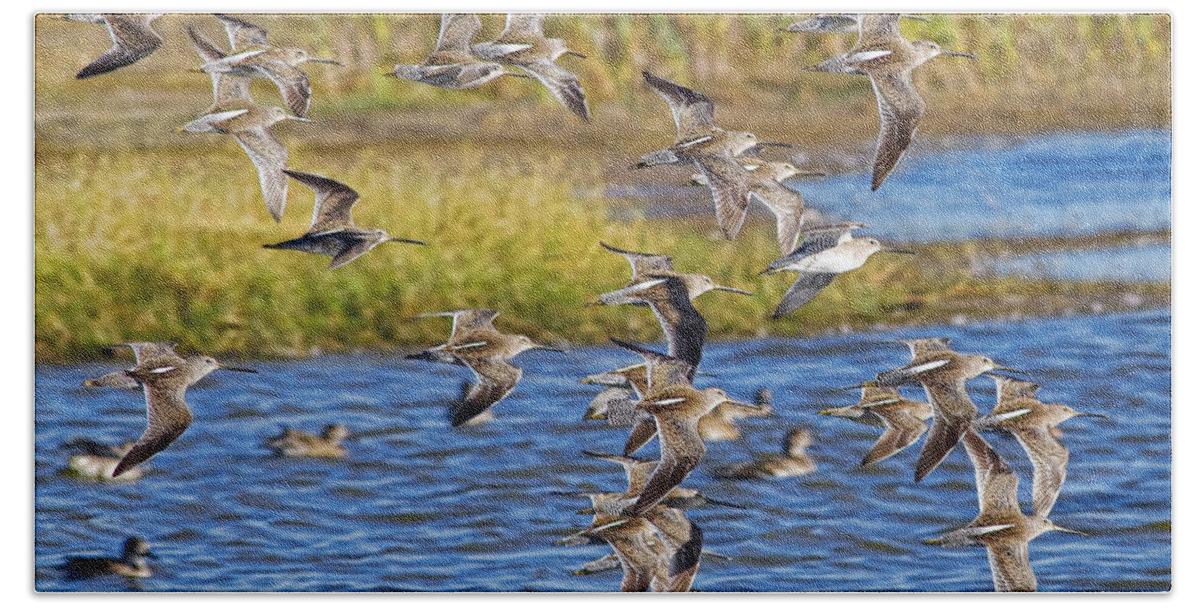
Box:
(496, 13, 546, 42)
(912, 379, 977, 482)
(215, 13, 270, 50)
(187, 26, 255, 109)
(451, 356, 522, 426)
(609, 337, 695, 392)
(642, 276, 707, 368)
(283, 170, 361, 232)
(600, 242, 675, 279)
(993, 376, 1042, 404)
(788, 223, 865, 258)
(113, 379, 192, 476)
(905, 337, 953, 359)
(868, 70, 924, 190)
(642, 71, 716, 142)
(985, 542, 1037, 592)
(1013, 426, 1069, 518)
(432, 13, 482, 59)
(327, 231, 386, 270)
(232, 126, 289, 222)
(119, 341, 181, 364)
(749, 183, 806, 254)
(256, 60, 313, 117)
(771, 272, 838, 318)
(518, 59, 590, 121)
(692, 153, 752, 240)
(856, 13, 904, 47)
(75, 14, 161, 79)
(962, 427, 1017, 512)
(862, 406, 928, 466)
(622, 415, 660, 457)
(626, 412, 705, 516)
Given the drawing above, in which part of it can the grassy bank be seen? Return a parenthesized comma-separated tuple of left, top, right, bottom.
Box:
(34, 144, 1168, 363)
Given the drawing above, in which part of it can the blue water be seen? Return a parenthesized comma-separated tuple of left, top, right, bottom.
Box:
(986, 242, 1171, 283)
(34, 309, 1170, 592)
(793, 130, 1171, 243)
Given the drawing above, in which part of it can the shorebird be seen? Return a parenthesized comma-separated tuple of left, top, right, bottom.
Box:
(926, 428, 1083, 592)
(714, 427, 817, 479)
(263, 424, 350, 458)
(688, 160, 820, 253)
(975, 375, 1106, 517)
(760, 223, 915, 318)
(65, 13, 163, 79)
(391, 14, 524, 90)
(198, 14, 341, 117)
(61, 438, 142, 481)
(179, 106, 310, 222)
(558, 497, 671, 592)
(638, 71, 795, 239)
(803, 13, 975, 190)
(606, 338, 698, 456)
(82, 342, 182, 389)
(594, 242, 752, 305)
(407, 309, 563, 426)
(872, 338, 1020, 483)
(622, 384, 757, 517)
(58, 536, 156, 580)
(820, 384, 932, 466)
(471, 13, 590, 121)
(697, 390, 774, 442)
(264, 170, 426, 267)
(112, 352, 257, 477)
(186, 25, 254, 114)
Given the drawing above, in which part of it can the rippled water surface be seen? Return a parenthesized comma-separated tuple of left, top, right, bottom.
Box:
(34, 310, 1170, 592)
(986, 242, 1171, 283)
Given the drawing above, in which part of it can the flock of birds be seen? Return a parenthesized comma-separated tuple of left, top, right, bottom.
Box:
(50, 12, 1100, 593)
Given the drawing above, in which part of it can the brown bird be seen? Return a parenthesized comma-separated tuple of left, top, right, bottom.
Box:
(926, 429, 1084, 592)
(714, 427, 817, 479)
(591, 275, 714, 368)
(606, 338, 697, 457)
(186, 25, 254, 114)
(408, 309, 563, 426)
(873, 338, 1020, 482)
(471, 13, 590, 120)
(593, 242, 752, 305)
(179, 106, 309, 222)
(820, 384, 932, 466)
(263, 424, 350, 458)
(557, 491, 671, 592)
(622, 384, 756, 517)
(65, 13, 163, 79)
(804, 13, 975, 190)
(391, 13, 523, 90)
(263, 170, 426, 266)
(638, 71, 795, 239)
(113, 352, 257, 477)
(59, 536, 156, 580)
(975, 375, 1105, 517)
(199, 14, 341, 117)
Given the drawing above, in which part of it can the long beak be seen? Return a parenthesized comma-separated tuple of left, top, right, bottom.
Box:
(310, 57, 343, 65)
(942, 50, 978, 59)
(757, 141, 797, 149)
(1053, 524, 1087, 536)
(722, 398, 761, 411)
(837, 383, 870, 392)
(221, 365, 258, 373)
(758, 267, 782, 277)
(884, 247, 917, 255)
(286, 116, 314, 123)
(390, 238, 428, 245)
(534, 344, 568, 353)
(566, 50, 588, 59)
(860, 397, 902, 408)
(1078, 412, 1110, 420)
(992, 365, 1027, 376)
(715, 285, 753, 296)
(700, 495, 748, 510)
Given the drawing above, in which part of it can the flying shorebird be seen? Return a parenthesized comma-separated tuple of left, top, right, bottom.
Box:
(593, 242, 753, 305)
(638, 71, 795, 239)
(391, 13, 525, 90)
(58, 536, 157, 580)
(179, 106, 310, 222)
(186, 25, 255, 114)
(407, 309, 563, 426)
(82, 342, 182, 389)
(974, 375, 1106, 518)
(606, 338, 698, 456)
(198, 13, 341, 117)
(263, 424, 350, 458)
(820, 384, 932, 466)
(622, 384, 758, 517)
(803, 13, 976, 190)
(926, 428, 1084, 592)
(591, 275, 712, 369)
(112, 351, 257, 477)
(557, 492, 672, 592)
(714, 427, 817, 479)
(872, 338, 1021, 483)
(64, 13, 163, 79)
(760, 223, 915, 318)
(688, 160, 822, 253)
(471, 13, 590, 121)
(263, 170, 426, 267)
